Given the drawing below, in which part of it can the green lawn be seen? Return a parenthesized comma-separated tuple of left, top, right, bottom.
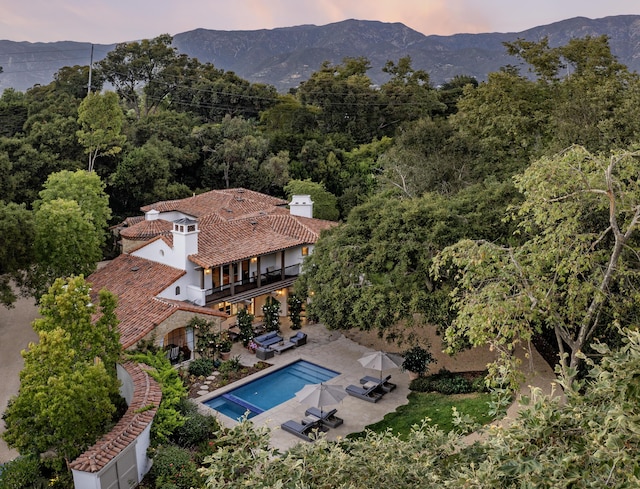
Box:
(349, 391, 494, 439)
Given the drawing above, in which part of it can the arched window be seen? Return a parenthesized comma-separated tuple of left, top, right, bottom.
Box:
(175, 286, 181, 296)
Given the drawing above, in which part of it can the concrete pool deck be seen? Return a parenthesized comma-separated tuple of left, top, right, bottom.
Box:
(195, 322, 558, 452)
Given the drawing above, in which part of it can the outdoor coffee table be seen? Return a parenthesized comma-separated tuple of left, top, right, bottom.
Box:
(271, 340, 295, 354)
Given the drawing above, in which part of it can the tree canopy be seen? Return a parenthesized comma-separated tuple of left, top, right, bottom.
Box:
(199, 328, 640, 488)
(433, 146, 640, 386)
(2, 276, 121, 472)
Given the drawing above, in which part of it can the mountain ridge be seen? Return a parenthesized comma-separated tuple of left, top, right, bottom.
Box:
(1, 15, 640, 93)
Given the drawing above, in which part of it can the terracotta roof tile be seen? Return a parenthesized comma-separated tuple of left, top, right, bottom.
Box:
(120, 218, 173, 239)
(189, 214, 335, 268)
(87, 254, 225, 348)
(140, 188, 287, 219)
(69, 362, 162, 473)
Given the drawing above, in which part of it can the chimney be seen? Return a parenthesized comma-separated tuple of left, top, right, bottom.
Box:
(145, 209, 160, 221)
(171, 217, 199, 270)
(289, 194, 313, 218)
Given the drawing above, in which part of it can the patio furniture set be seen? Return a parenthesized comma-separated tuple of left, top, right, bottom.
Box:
(254, 331, 308, 360)
(280, 373, 397, 442)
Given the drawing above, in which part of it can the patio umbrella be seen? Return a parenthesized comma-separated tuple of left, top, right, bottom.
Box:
(295, 382, 347, 417)
(358, 350, 401, 380)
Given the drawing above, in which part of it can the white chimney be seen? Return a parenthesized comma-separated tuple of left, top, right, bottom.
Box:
(171, 217, 199, 270)
(289, 194, 313, 218)
(145, 209, 160, 221)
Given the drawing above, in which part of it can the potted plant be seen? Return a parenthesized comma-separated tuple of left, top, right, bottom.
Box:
(215, 330, 233, 360)
(288, 294, 303, 330)
(262, 296, 281, 332)
(401, 345, 436, 380)
(190, 317, 217, 360)
(236, 307, 255, 347)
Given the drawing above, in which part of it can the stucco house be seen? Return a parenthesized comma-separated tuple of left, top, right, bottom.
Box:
(87, 188, 336, 359)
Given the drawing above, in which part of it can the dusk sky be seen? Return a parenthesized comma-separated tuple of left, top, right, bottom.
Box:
(1, 0, 639, 44)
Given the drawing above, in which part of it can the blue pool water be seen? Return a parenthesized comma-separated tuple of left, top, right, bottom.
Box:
(204, 360, 340, 420)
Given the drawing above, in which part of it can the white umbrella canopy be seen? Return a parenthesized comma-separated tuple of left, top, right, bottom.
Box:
(358, 350, 401, 379)
(295, 382, 347, 416)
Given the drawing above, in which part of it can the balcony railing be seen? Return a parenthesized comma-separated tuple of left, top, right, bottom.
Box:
(205, 263, 300, 304)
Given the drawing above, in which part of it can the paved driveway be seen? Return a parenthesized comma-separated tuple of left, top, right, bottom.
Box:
(0, 294, 39, 463)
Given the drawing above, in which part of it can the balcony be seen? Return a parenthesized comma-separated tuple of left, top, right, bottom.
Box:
(205, 263, 300, 304)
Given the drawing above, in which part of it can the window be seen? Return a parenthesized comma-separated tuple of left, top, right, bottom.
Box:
(301, 246, 309, 256)
(175, 286, 181, 296)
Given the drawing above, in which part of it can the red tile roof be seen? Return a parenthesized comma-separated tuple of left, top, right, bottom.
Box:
(119, 218, 172, 239)
(190, 214, 335, 268)
(87, 254, 225, 349)
(69, 361, 162, 473)
(123, 188, 337, 269)
(140, 188, 287, 219)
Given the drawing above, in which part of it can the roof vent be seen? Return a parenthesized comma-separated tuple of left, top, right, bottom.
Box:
(131, 266, 140, 272)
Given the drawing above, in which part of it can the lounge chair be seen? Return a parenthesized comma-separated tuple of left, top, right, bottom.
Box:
(360, 375, 397, 393)
(290, 331, 307, 347)
(346, 383, 383, 403)
(304, 407, 344, 428)
(280, 418, 325, 442)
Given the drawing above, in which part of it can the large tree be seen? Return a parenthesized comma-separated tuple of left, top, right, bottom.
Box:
(0, 201, 35, 307)
(296, 182, 518, 339)
(96, 34, 186, 119)
(76, 91, 126, 172)
(2, 276, 121, 472)
(433, 146, 640, 387)
(33, 199, 102, 295)
(35, 169, 112, 246)
(284, 179, 339, 221)
(296, 57, 384, 144)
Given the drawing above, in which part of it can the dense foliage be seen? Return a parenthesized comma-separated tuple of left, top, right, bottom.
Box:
(197, 329, 640, 488)
(2, 276, 122, 473)
(3, 32, 640, 486)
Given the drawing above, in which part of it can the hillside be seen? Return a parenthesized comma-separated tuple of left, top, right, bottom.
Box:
(1, 15, 640, 93)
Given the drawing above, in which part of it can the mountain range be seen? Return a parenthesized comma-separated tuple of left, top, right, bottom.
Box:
(1, 15, 640, 94)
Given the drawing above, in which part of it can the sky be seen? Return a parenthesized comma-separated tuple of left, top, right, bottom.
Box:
(1, 0, 639, 44)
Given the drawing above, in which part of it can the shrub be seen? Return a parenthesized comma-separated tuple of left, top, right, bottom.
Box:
(218, 355, 242, 374)
(401, 345, 436, 377)
(409, 368, 485, 394)
(471, 375, 489, 393)
(237, 307, 255, 346)
(262, 296, 281, 332)
(127, 351, 187, 445)
(432, 375, 473, 394)
(0, 455, 47, 489)
(171, 399, 219, 448)
(288, 294, 303, 330)
(149, 445, 202, 489)
(408, 376, 434, 392)
(188, 358, 215, 377)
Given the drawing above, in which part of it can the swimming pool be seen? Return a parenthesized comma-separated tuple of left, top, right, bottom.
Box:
(204, 360, 340, 420)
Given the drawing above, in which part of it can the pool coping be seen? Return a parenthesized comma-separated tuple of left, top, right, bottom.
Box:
(195, 329, 414, 451)
(197, 356, 343, 425)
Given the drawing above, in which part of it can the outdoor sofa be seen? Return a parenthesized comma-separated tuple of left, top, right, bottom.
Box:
(254, 331, 283, 348)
